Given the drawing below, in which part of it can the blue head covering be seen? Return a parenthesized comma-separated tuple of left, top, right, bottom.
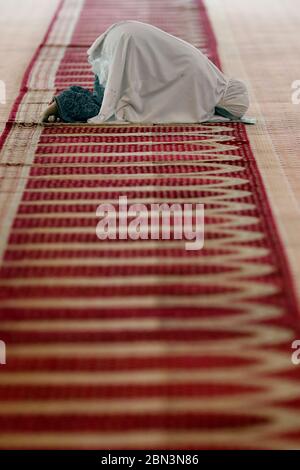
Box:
(55, 77, 105, 122)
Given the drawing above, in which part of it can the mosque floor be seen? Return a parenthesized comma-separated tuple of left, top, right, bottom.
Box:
(0, 0, 300, 450)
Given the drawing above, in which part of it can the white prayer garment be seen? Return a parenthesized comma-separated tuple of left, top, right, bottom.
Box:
(87, 20, 249, 124)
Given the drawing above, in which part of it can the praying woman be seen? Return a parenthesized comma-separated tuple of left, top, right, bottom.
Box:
(41, 20, 250, 124)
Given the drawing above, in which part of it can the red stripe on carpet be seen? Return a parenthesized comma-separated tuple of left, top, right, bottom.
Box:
(0, 0, 300, 450)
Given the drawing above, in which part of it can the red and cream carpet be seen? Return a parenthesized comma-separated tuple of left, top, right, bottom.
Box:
(0, 0, 300, 449)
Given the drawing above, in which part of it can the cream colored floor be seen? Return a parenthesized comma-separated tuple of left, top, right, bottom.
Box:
(1, 0, 299, 304)
(0, 0, 59, 135)
(206, 0, 300, 305)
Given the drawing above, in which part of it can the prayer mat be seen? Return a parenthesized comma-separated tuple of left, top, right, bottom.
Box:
(0, 0, 300, 450)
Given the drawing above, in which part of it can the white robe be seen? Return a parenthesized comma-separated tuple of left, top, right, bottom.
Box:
(87, 20, 229, 124)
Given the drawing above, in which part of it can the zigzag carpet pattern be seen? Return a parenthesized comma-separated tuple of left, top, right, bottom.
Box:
(0, 0, 300, 449)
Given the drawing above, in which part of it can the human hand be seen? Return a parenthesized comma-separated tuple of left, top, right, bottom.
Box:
(41, 102, 61, 123)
